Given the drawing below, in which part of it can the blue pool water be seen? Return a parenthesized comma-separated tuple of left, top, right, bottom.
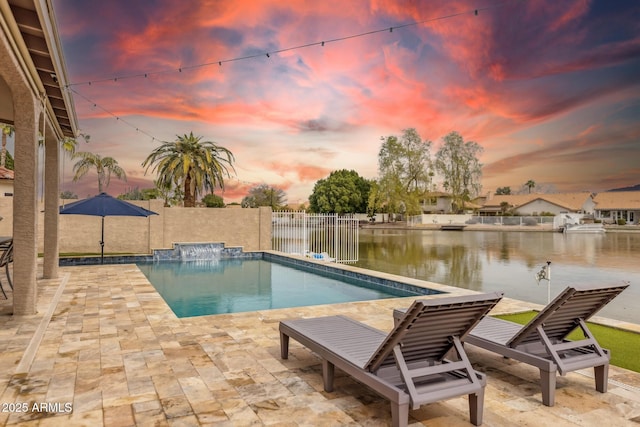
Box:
(137, 258, 425, 317)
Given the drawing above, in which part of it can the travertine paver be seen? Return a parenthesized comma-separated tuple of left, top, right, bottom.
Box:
(0, 262, 639, 426)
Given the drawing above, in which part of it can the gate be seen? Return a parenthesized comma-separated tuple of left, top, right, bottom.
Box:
(271, 211, 359, 263)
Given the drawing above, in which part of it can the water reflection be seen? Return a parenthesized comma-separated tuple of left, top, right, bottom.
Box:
(356, 229, 640, 324)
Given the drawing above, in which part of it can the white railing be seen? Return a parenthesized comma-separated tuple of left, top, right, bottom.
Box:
(468, 216, 555, 226)
(408, 214, 556, 227)
(272, 211, 359, 263)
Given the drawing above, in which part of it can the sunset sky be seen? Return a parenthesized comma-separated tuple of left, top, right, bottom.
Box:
(35, 0, 640, 203)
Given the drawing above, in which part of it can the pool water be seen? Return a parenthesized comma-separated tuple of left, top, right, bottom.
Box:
(137, 258, 418, 317)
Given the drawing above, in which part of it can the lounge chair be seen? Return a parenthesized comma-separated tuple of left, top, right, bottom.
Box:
(464, 283, 629, 406)
(279, 292, 503, 427)
(0, 238, 13, 299)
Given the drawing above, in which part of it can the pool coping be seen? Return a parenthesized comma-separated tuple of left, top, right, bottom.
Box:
(61, 248, 454, 298)
(57, 248, 640, 333)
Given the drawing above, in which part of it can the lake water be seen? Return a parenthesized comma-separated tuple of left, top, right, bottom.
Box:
(355, 229, 640, 324)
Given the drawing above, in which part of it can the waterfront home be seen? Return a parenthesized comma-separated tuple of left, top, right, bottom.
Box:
(478, 192, 595, 216)
(419, 191, 454, 213)
(593, 191, 640, 224)
(420, 192, 482, 214)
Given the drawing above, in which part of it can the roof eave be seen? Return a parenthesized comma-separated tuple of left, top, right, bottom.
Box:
(1, 0, 78, 139)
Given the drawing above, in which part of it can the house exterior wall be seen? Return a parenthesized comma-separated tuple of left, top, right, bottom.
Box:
(420, 197, 453, 213)
(514, 199, 565, 215)
(595, 209, 639, 224)
(0, 180, 13, 196)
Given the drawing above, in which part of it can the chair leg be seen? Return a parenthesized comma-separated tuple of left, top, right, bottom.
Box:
(0, 279, 6, 299)
(280, 332, 290, 359)
(322, 359, 335, 392)
(594, 364, 608, 393)
(5, 263, 11, 289)
(539, 368, 556, 406)
(469, 389, 484, 426)
(390, 401, 409, 427)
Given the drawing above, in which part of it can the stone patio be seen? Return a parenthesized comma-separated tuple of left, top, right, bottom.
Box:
(0, 262, 639, 426)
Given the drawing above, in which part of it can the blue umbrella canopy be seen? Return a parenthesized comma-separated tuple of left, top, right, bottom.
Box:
(60, 192, 158, 217)
(60, 193, 158, 263)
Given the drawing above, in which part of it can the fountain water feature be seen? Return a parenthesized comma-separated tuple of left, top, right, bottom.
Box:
(178, 243, 223, 261)
(152, 242, 247, 262)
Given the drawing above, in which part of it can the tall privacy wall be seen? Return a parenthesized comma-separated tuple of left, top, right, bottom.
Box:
(0, 198, 272, 254)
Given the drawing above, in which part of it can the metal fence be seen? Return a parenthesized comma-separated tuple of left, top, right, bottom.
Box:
(468, 216, 556, 226)
(408, 214, 556, 227)
(271, 211, 359, 263)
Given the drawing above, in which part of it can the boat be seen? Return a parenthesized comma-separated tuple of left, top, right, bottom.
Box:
(563, 223, 606, 234)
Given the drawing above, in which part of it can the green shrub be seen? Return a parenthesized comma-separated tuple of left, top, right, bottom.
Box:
(617, 219, 627, 225)
(202, 193, 225, 208)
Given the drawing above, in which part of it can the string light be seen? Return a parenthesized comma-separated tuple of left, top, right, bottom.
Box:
(62, 2, 507, 149)
(66, 3, 506, 87)
(68, 87, 163, 143)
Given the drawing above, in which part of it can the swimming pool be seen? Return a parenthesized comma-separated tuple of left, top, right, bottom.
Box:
(137, 255, 440, 317)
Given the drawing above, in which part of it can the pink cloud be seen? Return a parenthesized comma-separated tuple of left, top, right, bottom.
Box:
(53, 0, 640, 202)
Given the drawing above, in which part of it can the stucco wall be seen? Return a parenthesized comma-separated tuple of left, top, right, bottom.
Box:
(0, 198, 271, 254)
(514, 199, 564, 215)
(0, 181, 13, 196)
(0, 197, 12, 236)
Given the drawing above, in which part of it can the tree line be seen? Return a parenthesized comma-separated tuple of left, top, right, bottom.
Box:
(2, 119, 538, 212)
(309, 129, 483, 216)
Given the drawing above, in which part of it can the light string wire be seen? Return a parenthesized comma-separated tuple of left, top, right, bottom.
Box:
(68, 86, 160, 142)
(65, 3, 509, 88)
(64, 0, 513, 187)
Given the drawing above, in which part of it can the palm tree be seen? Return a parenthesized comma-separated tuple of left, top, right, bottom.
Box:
(60, 133, 89, 196)
(1, 123, 14, 168)
(72, 151, 127, 193)
(61, 136, 79, 157)
(142, 132, 235, 207)
(525, 180, 536, 194)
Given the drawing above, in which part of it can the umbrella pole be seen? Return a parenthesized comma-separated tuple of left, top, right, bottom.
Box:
(101, 216, 105, 264)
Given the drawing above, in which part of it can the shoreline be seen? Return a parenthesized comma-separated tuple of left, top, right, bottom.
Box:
(361, 222, 640, 233)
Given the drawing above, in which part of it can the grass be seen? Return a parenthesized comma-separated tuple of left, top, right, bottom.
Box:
(495, 311, 640, 373)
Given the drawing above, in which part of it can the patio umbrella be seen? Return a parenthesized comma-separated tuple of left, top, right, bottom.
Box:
(59, 192, 158, 263)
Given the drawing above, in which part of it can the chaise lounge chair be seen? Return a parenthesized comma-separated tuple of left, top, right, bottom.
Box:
(464, 283, 629, 406)
(279, 292, 504, 427)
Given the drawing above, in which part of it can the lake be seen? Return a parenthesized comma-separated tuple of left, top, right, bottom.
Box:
(355, 229, 640, 324)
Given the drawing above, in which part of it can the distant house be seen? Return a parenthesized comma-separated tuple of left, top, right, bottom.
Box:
(592, 191, 640, 224)
(478, 192, 595, 216)
(420, 192, 452, 213)
(0, 166, 14, 196)
(419, 192, 483, 214)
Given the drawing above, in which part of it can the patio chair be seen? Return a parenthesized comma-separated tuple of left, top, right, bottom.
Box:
(279, 292, 504, 427)
(464, 283, 629, 406)
(0, 238, 13, 299)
